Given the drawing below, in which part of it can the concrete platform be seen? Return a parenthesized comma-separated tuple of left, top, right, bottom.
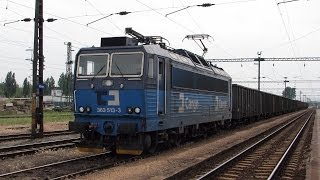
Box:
(307, 109, 320, 180)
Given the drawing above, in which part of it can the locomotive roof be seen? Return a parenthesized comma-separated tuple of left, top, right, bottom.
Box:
(77, 44, 231, 79)
(143, 44, 231, 78)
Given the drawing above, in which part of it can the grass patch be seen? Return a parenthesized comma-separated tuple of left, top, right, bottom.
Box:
(0, 111, 74, 126)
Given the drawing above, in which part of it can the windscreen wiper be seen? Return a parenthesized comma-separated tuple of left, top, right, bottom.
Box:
(113, 61, 124, 77)
(91, 64, 106, 83)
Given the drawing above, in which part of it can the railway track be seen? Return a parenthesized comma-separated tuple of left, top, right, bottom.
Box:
(0, 137, 80, 159)
(0, 130, 76, 142)
(167, 109, 314, 180)
(0, 114, 72, 119)
(0, 110, 311, 179)
(0, 152, 114, 179)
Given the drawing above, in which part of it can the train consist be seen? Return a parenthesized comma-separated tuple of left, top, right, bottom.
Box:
(69, 28, 308, 155)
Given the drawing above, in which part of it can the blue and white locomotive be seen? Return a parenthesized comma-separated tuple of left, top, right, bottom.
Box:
(69, 28, 232, 155)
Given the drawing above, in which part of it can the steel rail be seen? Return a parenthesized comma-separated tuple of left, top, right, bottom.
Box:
(0, 130, 76, 142)
(50, 152, 153, 179)
(196, 110, 311, 179)
(50, 160, 116, 180)
(0, 137, 79, 152)
(0, 152, 111, 178)
(267, 112, 313, 179)
(0, 138, 79, 158)
(0, 143, 75, 159)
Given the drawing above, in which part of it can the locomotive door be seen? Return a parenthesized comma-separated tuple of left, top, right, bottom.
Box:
(158, 57, 165, 115)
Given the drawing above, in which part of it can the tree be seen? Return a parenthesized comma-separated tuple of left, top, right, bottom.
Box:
(282, 87, 296, 99)
(0, 82, 4, 97)
(44, 76, 55, 95)
(22, 78, 31, 97)
(58, 73, 73, 96)
(4, 71, 17, 98)
(15, 85, 23, 98)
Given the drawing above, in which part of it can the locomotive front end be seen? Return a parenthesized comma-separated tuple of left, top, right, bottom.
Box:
(69, 46, 147, 155)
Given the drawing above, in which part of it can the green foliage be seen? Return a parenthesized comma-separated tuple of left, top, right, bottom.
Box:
(0, 82, 4, 97)
(4, 71, 17, 98)
(0, 111, 73, 125)
(44, 76, 55, 95)
(58, 73, 73, 96)
(15, 85, 23, 98)
(22, 78, 31, 97)
(282, 87, 296, 99)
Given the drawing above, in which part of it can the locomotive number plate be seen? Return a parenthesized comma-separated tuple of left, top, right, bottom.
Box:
(97, 107, 121, 113)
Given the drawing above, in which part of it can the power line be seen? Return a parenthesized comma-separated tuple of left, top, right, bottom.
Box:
(233, 80, 320, 83)
(207, 57, 320, 62)
(275, 0, 297, 57)
(135, 0, 196, 34)
(84, 0, 122, 32)
(44, 24, 89, 47)
(6, 0, 115, 36)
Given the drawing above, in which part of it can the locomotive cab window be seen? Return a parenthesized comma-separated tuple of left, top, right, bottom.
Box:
(110, 52, 144, 77)
(77, 54, 108, 78)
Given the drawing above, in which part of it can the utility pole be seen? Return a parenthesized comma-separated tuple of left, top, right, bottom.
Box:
(29, 0, 56, 138)
(31, 0, 44, 138)
(284, 77, 289, 98)
(254, 51, 264, 91)
(65, 42, 73, 105)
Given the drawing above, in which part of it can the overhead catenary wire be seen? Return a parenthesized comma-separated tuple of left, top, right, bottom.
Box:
(177, 0, 203, 33)
(6, 0, 115, 36)
(44, 25, 89, 47)
(84, 0, 122, 33)
(135, 0, 196, 34)
(2, 0, 319, 97)
(275, 0, 297, 57)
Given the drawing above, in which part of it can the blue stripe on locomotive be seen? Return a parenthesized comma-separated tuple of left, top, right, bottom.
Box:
(170, 91, 229, 117)
(74, 88, 230, 136)
(165, 90, 230, 129)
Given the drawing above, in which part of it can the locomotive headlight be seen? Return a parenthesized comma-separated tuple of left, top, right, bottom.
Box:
(127, 107, 133, 114)
(134, 107, 141, 114)
(79, 106, 85, 113)
(103, 80, 113, 86)
(86, 106, 91, 113)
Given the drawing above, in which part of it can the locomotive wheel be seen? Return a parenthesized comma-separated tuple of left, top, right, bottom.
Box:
(223, 119, 232, 129)
(174, 135, 182, 146)
(169, 134, 181, 147)
(145, 134, 158, 154)
(144, 134, 152, 150)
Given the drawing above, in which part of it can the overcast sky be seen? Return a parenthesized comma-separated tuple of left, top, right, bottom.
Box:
(0, 0, 319, 101)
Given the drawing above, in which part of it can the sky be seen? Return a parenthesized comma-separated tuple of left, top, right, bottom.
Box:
(0, 0, 319, 101)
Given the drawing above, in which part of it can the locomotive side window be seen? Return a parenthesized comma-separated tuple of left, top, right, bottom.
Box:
(172, 67, 228, 93)
(110, 52, 144, 77)
(148, 58, 154, 78)
(77, 54, 108, 77)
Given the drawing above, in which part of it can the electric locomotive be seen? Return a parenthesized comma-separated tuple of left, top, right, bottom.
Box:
(69, 28, 232, 155)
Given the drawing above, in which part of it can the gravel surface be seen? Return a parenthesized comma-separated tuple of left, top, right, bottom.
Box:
(306, 109, 320, 180)
(81, 111, 305, 180)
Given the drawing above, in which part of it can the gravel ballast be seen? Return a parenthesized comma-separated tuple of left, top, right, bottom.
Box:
(82, 111, 304, 180)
